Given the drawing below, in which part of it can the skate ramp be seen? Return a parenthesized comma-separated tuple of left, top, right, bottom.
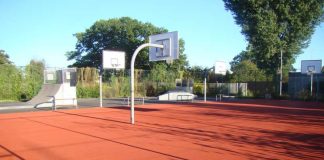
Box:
(27, 84, 62, 107)
(158, 91, 196, 101)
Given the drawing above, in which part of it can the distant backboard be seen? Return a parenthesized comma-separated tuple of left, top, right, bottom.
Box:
(102, 50, 125, 69)
(215, 61, 227, 75)
(149, 31, 179, 61)
(301, 60, 322, 74)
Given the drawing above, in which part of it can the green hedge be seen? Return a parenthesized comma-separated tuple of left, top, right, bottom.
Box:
(0, 61, 44, 102)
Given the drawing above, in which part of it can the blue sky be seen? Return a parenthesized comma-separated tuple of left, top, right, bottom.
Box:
(0, 0, 323, 70)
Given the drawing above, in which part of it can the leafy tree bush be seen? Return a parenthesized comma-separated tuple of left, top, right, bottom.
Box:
(0, 64, 22, 101)
(77, 83, 99, 98)
(231, 60, 267, 82)
(22, 60, 45, 100)
(224, 0, 324, 76)
(66, 17, 188, 71)
(0, 50, 12, 64)
(193, 83, 203, 96)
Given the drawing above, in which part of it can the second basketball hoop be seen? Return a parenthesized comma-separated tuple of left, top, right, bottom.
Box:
(102, 50, 125, 69)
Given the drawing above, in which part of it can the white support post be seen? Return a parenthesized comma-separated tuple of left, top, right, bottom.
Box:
(142, 97, 144, 105)
(73, 98, 77, 109)
(99, 74, 103, 107)
(280, 49, 283, 96)
(310, 73, 313, 96)
(62, 69, 64, 84)
(216, 94, 222, 102)
(204, 77, 207, 102)
(53, 96, 56, 110)
(131, 43, 163, 124)
(43, 70, 46, 84)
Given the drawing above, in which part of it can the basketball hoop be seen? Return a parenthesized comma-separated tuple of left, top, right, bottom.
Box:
(307, 66, 315, 75)
(102, 51, 125, 69)
(301, 60, 321, 74)
(149, 31, 179, 62)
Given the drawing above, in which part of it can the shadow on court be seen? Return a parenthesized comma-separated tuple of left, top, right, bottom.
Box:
(0, 99, 323, 160)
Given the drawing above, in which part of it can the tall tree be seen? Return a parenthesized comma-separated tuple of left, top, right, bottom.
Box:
(24, 60, 45, 100)
(224, 0, 324, 75)
(231, 60, 266, 82)
(0, 50, 12, 64)
(66, 17, 188, 70)
(230, 47, 254, 71)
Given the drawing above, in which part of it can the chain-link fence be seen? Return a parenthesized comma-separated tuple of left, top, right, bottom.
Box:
(75, 68, 179, 99)
(1, 65, 323, 103)
(193, 83, 248, 97)
(288, 72, 324, 100)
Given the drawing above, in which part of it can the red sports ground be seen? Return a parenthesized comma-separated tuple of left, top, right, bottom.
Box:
(0, 100, 323, 160)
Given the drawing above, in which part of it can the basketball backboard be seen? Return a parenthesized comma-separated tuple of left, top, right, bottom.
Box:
(214, 61, 227, 75)
(102, 50, 125, 69)
(149, 31, 179, 61)
(301, 60, 322, 74)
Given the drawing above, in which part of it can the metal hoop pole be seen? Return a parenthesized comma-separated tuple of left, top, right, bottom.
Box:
(131, 43, 163, 124)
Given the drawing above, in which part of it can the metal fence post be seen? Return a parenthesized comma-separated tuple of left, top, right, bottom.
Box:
(53, 96, 56, 110)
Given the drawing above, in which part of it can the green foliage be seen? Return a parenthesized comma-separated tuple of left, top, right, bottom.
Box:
(298, 89, 312, 101)
(224, 0, 324, 75)
(231, 60, 267, 82)
(67, 17, 189, 98)
(0, 64, 22, 101)
(193, 83, 204, 96)
(105, 75, 130, 98)
(67, 17, 188, 71)
(22, 60, 45, 100)
(77, 83, 99, 98)
(0, 50, 12, 64)
(145, 64, 178, 96)
(230, 49, 254, 71)
(0, 59, 45, 102)
(77, 67, 98, 83)
(186, 66, 205, 83)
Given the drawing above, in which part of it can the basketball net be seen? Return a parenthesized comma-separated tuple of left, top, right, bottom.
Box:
(307, 70, 314, 75)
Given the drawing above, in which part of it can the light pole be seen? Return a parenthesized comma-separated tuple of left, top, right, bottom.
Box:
(203, 67, 214, 102)
(309, 71, 314, 97)
(279, 49, 283, 96)
(98, 68, 103, 108)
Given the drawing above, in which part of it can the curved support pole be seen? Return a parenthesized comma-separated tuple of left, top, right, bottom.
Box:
(131, 43, 163, 124)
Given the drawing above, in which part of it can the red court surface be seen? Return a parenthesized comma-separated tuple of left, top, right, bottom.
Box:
(0, 100, 324, 160)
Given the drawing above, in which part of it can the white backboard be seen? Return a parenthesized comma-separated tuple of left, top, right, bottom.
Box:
(215, 61, 227, 75)
(102, 50, 125, 69)
(301, 60, 322, 74)
(149, 31, 179, 61)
